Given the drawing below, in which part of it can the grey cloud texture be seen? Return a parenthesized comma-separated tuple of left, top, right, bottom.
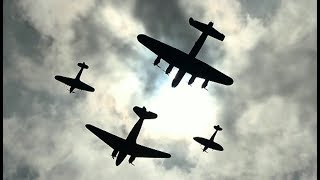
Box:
(3, 0, 316, 179)
(238, 0, 281, 23)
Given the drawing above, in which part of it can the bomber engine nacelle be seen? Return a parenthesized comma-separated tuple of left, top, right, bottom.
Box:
(129, 156, 136, 165)
(154, 56, 161, 66)
(188, 75, 196, 85)
(111, 149, 118, 159)
(165, 64, 174, 74)
(201, 79, 209, 89)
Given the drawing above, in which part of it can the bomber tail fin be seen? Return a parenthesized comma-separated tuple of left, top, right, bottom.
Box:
(189, 17, 225, 41)
(133, 106, 157, 120)
(78, 62, 89, 69)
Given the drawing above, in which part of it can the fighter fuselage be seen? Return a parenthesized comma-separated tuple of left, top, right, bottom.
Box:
(202, 129, 219, 152)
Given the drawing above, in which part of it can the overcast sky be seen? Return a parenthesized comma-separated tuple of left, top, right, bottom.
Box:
(3, 0, 317, 179)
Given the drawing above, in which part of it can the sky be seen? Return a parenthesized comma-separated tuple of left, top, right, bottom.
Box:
(3, 0, 317, 179)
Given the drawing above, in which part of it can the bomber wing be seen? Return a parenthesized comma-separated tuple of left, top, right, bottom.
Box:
(137, 34, 190, 68)
(130, 144, 171, 158)
(186, 59, 233, 85)
(86, 124, 125, 150)
(193, 137, 223, 151)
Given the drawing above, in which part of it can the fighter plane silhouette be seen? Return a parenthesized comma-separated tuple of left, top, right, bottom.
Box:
(193, 125, 224, 152)
(86, 106, 171, 166)
(137, 17, 233, 90)
(55, 62, 95, 93)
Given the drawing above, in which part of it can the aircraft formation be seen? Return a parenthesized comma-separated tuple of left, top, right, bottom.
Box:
(55, 17, 232, 166)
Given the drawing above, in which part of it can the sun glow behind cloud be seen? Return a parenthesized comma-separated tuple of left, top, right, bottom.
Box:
(143, 68, 220, 140)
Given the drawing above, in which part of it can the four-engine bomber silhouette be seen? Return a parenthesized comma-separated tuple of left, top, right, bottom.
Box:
(86, 106, 171, 166)
(55, 62, 95, 93)
(137, 17, 233, 90)
(193, 125, 224, 152)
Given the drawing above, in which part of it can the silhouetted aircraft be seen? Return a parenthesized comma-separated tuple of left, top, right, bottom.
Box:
(86, 106, 171, 166)
(193, 125, 224, 152)
(137, 17, 233, 90)
(55, 62, 95, 93)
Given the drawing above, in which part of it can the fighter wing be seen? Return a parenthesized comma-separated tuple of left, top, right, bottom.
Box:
(55, 75, 75, 87)
(186, 59, 233, 85)
(86, 124, 125, 150)
(76, 81, 95, 92)
(193, 137, 223, 151)
(130, 144, 171, 158)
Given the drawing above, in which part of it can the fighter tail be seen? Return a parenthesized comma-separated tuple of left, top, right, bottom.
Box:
(214, 125, 223, 131)
(78, 62, 89, 69)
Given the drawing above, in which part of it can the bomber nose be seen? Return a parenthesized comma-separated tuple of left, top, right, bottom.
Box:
(189, 17, 194, 24)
